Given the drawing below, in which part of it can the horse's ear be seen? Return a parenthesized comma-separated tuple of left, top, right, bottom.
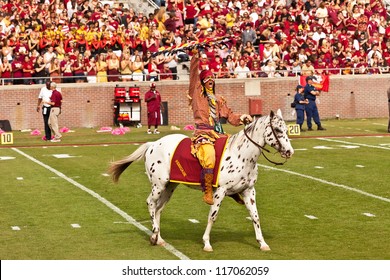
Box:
(270, 110, 275, 118)
(276, 109, 283, 118)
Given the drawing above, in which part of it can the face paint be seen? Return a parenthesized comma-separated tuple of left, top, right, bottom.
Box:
(203, 76, 214, 84)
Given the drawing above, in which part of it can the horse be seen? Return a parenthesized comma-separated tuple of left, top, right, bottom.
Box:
(109, 109, 294, 252)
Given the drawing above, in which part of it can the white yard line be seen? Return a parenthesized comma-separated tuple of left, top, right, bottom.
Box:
(257, 164, 390, 203)
(318, 138, 390, 150)
(12, 148, 190, 260)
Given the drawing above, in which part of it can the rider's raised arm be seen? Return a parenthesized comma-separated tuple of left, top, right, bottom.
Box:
(188, 50, 200, 99)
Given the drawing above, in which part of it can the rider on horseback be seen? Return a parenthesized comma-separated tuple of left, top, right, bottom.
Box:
(188, 49, 252, 205)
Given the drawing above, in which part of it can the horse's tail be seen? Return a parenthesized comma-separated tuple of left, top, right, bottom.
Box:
(109, 142, 153, 183)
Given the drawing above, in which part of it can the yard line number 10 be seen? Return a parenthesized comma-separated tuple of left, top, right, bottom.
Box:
(1, 132, 13, 145)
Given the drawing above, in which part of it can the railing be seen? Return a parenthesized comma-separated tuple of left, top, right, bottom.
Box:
(1, 66, 389, 86)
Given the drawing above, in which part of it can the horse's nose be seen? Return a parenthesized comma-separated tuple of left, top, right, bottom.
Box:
(285, 149, 294, 158)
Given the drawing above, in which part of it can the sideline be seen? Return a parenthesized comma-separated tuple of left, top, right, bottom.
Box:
(258, 164, 390, 203)
(318, 138, 390, 150)
(11, 147, 190, 260)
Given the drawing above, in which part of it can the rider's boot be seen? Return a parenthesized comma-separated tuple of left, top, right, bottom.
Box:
(201, 168, 214, 205)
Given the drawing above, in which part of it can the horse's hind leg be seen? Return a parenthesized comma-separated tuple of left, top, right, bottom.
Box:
(147, 182, 178, 246)
(241, 187, 270, 251)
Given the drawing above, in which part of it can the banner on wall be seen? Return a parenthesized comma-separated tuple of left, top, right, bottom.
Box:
(299, 74, 330, 92)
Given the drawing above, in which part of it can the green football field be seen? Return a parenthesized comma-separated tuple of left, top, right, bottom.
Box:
(0, 118, 389, 260)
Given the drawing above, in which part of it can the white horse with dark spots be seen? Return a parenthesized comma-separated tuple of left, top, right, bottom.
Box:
(109, 109, 294, 252)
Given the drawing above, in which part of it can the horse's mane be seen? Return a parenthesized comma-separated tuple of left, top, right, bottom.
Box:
(227, 115, 269, 150)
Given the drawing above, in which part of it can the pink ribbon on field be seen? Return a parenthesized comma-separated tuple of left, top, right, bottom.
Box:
(30, 129, 41, 136)
(183, 125, 195, 131)
(60, 127, 70, 133)
(111, 128, 125, 135)
(111, 127, 131, 135)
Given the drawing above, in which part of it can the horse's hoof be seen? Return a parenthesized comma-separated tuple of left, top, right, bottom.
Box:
(156, 239, 166, 246)
(203, 246, 213, 252)
(150, 235, 158, 246)
(260, 245, 271, 251)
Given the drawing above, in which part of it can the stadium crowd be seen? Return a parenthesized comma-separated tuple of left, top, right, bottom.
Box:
(0, 0, 389, 85)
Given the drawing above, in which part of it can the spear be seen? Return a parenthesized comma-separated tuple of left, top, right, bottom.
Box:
(151, 34, 239, 57)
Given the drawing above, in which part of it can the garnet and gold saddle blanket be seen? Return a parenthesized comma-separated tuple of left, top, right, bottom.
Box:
(169, 137, 229, 187)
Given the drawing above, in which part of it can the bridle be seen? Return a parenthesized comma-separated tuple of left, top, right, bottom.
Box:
(243, 117, 287, 166)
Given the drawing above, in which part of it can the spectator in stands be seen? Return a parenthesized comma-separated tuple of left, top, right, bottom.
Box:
(243, 41, 256, 56)
(160, 63, 173, 80)
(165, 53, 179, 80)
(0, 0, 387, 86)
(120, 51, 133, 82)
(184, 0, 199, 29)
(355, 57, 369, 74)
(241, 23, 256, 45)
(250, 59, 263, 78)
(22, 55, 34, 85)
(147, 56, 161, 82)
(209, 54, 222, 77)
(107, 50, 120, 82)
(2, 39, 14, 63)
(367, 44, 383, 64)
(217, 61, 232, 79)
(301, 60, 315, 76)
(199, 53, 210, 71)
(96, 53, 108, 83)
(73, 53, 86, 83)
(262, 59, 276, 78)
(132, 54, 145, 81)
(328, 57, 341, 75)
(49, 57, 61, 84)
(86, 55, 97, 83)
(32, 55, 47, 84)
(61, 53, 75, 83)
(11, 53, 23, 85)
(1, 57, 12, 85)
(234, 59, 251, 78)
(275, 60, 289, 77)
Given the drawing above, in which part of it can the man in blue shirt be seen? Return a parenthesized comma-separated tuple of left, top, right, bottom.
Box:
(304, 76, 326, 131)
(294, 85, 309, 131)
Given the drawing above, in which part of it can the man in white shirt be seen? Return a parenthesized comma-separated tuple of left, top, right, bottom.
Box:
(36, 81, 53, 141)
(234, 59, 251, 78)
(367, 44, 383, 64)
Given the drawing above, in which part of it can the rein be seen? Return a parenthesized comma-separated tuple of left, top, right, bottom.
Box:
(243, 118, 287, 166)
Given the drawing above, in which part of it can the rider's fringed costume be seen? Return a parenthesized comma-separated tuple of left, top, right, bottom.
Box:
(188, 51, 252, 205)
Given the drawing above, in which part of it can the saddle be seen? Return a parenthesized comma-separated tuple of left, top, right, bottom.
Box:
(169, 137, 228, 187)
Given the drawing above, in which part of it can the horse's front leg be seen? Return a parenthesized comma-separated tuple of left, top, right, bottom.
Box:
(241, 187, 270, 251)
(202, 187, 226, 252)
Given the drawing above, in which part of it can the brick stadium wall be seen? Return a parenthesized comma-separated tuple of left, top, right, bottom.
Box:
(0, 75, 389, 130)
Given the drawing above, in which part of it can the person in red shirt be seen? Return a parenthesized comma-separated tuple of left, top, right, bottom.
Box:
(328, 57, 341, 75)
(184, 0, 199, 28)
(12, 53, 24, 85)
(144, 83, 162, 135)
(209, 54, 222, 76)
(22, 55, 34, 85)
(160, 64, 173, 80)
